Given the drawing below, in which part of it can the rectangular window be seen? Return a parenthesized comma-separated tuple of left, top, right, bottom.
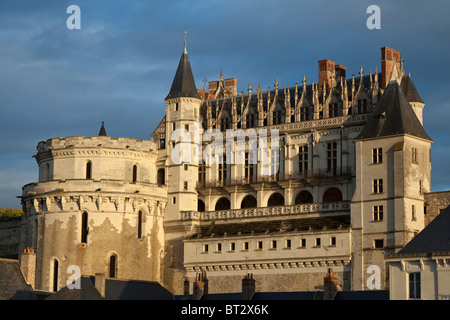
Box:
(373, 205, 384, 221)
(409, 272, 421, 299)
(330, 237, 336, 246)
(217, 243, 222, 252)
(243, 242, 249, 251)
(183, 181, 188, 190)
(184, 164, 188, 171)
(257, 241, 263, 250)
(185, 124, 189, 131)
(374, 239, 384, 249)
(300, 238, 306, 248)
(271, 240, 277, 249)
(357, 99, 367, 114)
(372, 179, 383, 194)
(328, 103, 338, 117)
(315, 238, 321, 247)
(218, 154, 227, 185)
(372, 148, 382, 164)
(172, 123, 176, 131)
(172, 197, 176, 204)
(198, 162, 205, 186)
(286, 239, 291, 249)
(327, 142, 337, 174)
(203, 244, 209, 253)
(419, 180, 423, 194)
(412, 205, 416, 221)
(230, 242, 235, 251)
(412, 147, 418, 163)
(298, 145, 309, 175)
(175, 103, 179, 111)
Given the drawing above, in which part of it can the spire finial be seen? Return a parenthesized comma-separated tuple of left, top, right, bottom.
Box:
(183, 24, 188, 53)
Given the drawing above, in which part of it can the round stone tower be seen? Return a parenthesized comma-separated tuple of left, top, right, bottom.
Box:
(20, 130, 167, 292)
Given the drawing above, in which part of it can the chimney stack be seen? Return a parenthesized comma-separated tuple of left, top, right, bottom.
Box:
(183, 276, 190, 300)
(95, 273, 106, 298)
(323, 268, 339, 300)
(20, 247, 36, 290)
(193, 269, 208, 300)
(381, 47, 400, 89)
(242, 273, 256, 300)
(318, 59, 335, 95)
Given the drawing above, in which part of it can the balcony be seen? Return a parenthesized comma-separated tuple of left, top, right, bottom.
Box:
(196, 167, 353, 189)
(180, 201, 350, 221)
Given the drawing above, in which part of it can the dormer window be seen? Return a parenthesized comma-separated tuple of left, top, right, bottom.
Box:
(357, 99, 367, 113)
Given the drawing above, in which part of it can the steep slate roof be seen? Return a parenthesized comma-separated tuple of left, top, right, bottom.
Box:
(0, 258, 37, 300)
(400, 74, 424, 104)
(356, 81, 432, 141)
(165, 45, 200, 100)
(396, 206, 450, 255)
(46, 276, 174, 300)
(187, 215, 350, 239)
(98, 121, 107, 136)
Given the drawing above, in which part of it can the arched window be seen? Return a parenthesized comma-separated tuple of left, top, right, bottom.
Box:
(215, 197, 230, 211)
(86, 161, 92, 179)
(52, 259, 59, 292)
(109, 254, 117, 278)
(137, 211, 143, 239)
(322, 188, 343, 202)
(81, 212, 88, 244)
(241, 195, 257, 209)
(295, 191, 313, 204)
(132, 165, 138, 183)
(198, 199, 205, 212)
(267, 192, 284, 207)
(157, 168, 165, 186)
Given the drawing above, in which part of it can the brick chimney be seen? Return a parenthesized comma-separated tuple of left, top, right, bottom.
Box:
(318, 59, 335, 94)
(323, 268, 339, 300)
(183, 276, 190, 300)
(334, 64, 346, 83)
(381, 47, 400, 89)
(20, 247, 36, 290)
(242, 273, 255, 300)
(224, 78, 238, 96)
(95, 273, 106, 298)
(193, 269, 208, 300)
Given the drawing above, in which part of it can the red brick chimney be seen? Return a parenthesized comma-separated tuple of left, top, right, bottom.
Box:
(242, 273, 255, 300)
(323, 268, 339, 300)
(381, 47, 400, 89)
(318, 59, 335, 94)
(20, 247, 36, 290)
(193, 269, 208, 300)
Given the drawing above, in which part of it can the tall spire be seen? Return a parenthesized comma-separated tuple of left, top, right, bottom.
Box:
(98, 121, 107, 136)
(165, 31, 200, 100)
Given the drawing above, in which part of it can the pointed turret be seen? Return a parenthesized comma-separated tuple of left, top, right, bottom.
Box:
(98, 121, 107, 136)
(165, 42, 200, 100)
(356, 81, 431, 141)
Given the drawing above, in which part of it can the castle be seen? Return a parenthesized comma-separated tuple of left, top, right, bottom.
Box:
(18, 42, 433, 295)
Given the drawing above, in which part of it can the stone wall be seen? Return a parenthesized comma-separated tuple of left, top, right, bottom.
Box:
(424, 190, 450, 225)
(0, 217, 21, 259)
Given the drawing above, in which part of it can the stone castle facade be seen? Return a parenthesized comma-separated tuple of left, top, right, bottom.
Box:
(18, 43, 434, 295)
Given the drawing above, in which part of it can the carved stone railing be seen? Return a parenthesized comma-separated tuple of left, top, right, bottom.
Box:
(180, 201, 350, 221)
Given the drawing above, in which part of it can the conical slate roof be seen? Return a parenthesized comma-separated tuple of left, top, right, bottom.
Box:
(98, 121, 107, 136)
(356, 81, 432, 141)
(400, 74, 424, 104)
(165, 45, 200, 100)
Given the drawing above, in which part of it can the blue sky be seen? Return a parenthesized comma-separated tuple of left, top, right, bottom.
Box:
(0, 0, 449, 208)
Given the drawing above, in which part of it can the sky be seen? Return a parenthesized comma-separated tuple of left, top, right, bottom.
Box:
(0, 0, 449, 208)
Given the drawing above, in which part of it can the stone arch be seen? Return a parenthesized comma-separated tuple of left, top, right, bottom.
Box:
(241, 194, 257, 209)
(107, 252, 118, 278)
(215, 197, 231, 211)
(86, 160, 92, 179)
(49, 257, 60, 292)
(322, 187, 343, 202)
(267, 192, 285, 207)
(295, 190, 314, 204)
(198, 199, 205, 212)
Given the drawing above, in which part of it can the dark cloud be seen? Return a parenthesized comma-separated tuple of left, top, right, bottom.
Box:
(1, 0, 450, 207)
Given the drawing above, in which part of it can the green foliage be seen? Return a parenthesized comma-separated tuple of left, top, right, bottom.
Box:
(0, 208, 23, 218)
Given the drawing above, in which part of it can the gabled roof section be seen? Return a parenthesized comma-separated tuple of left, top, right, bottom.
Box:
(400, 74, 424, 104)
(397, 206, 450, 255)
(0, 258, 37, 300)
(356, 81, 432, 141)
(165, 45, 200, 100)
